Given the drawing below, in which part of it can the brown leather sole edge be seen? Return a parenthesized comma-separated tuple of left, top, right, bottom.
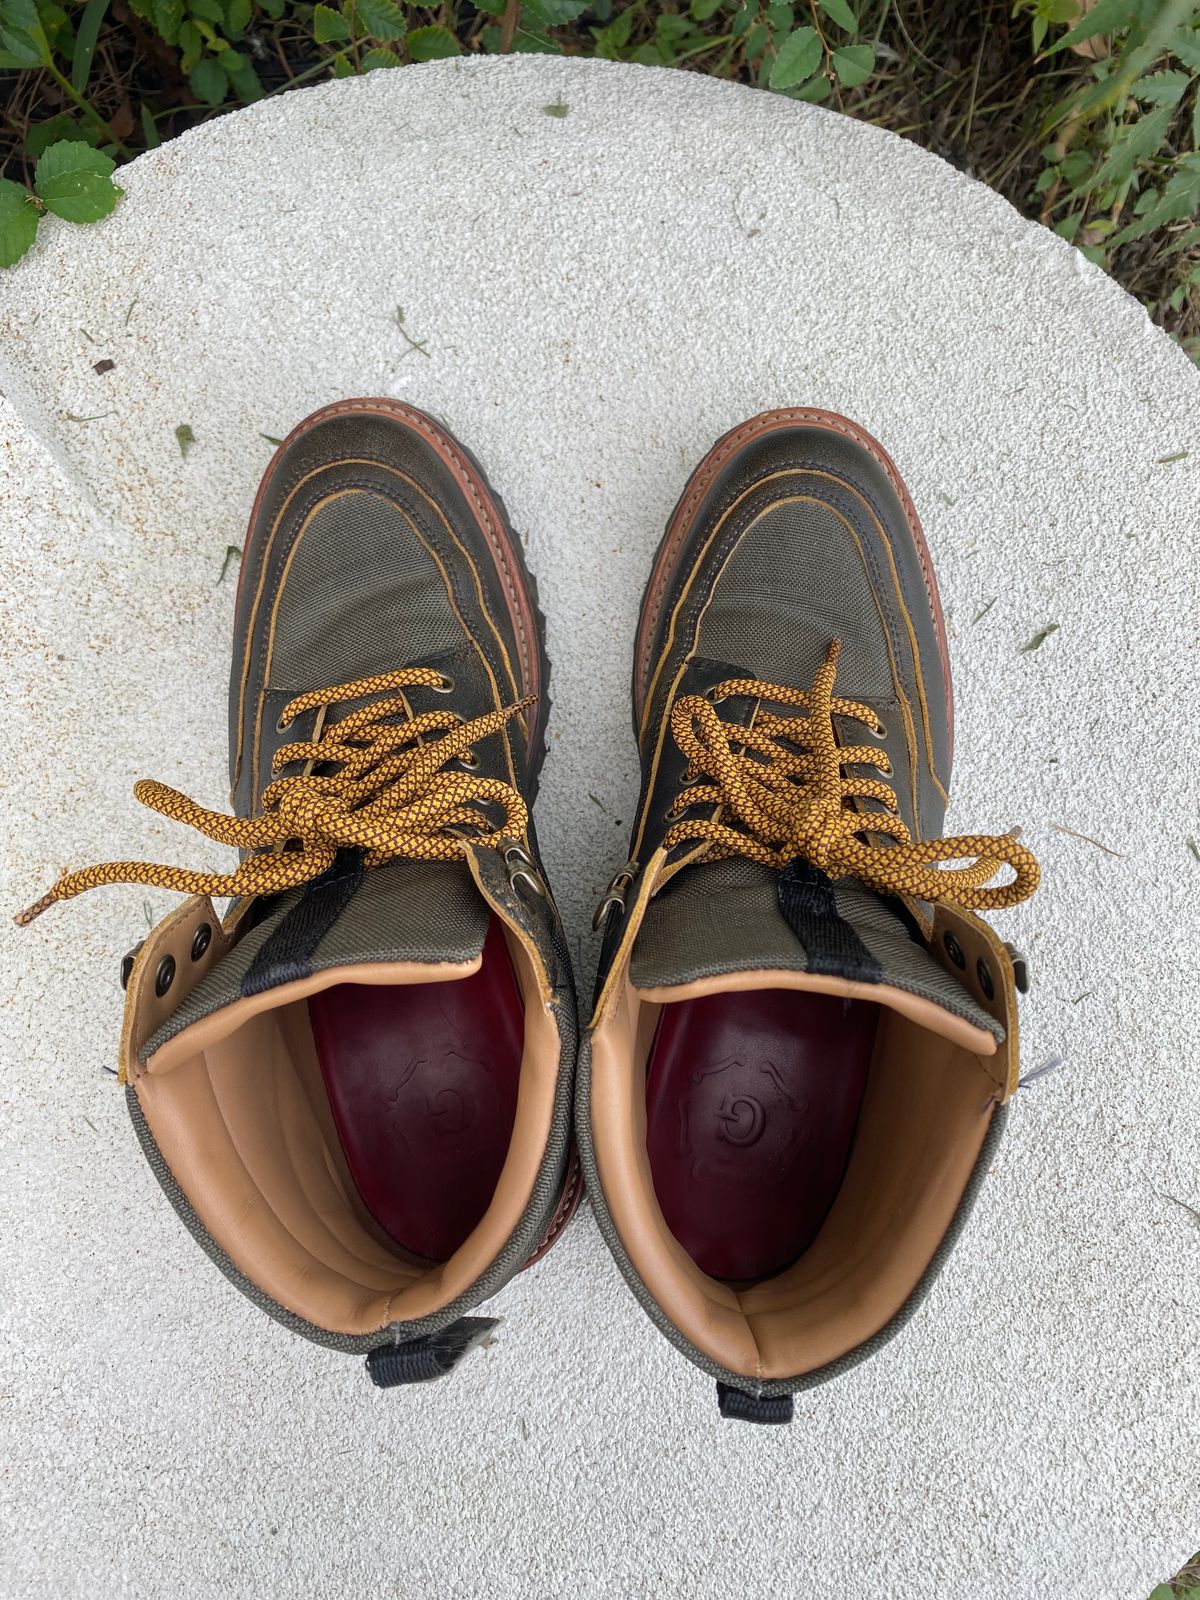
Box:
(240, 396, 551, 783)
(632, 407, 954, 761)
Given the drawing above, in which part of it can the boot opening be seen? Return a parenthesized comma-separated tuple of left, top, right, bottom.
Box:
(131, 915, 558, 1337)
(644, 989, 877, 1282)
(589, 970, 1003, 1380)
(308, 916, 523, 1264)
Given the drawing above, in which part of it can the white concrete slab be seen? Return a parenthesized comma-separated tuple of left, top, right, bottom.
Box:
(1, 55, 1197, 1600)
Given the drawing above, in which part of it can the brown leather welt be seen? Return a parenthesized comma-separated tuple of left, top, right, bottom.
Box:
(634, 408, 954, 761)
(524, 1147, 583, 1268)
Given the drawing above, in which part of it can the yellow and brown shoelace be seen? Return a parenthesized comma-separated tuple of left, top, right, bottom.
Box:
(16, 666, 533, 926)
(661, 639, 1039, 912)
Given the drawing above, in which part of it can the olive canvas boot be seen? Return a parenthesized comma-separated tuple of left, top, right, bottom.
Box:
(20, 399, 579, 1386)
(578, 409, 1039, 1423)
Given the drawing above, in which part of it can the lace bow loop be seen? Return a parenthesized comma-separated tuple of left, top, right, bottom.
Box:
(16, 668, 535, 926)
(662, 640, 1039, 913)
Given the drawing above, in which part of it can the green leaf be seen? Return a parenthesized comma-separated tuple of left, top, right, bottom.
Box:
(189, 0, 225, 20)
(178, 16, 200, 57)
(175, 423, 195, 457)
(41, 0, 74, 54)
(406, 22, 459, 58)
(189, 56, 228, 102)
(139, 102, 160, 147)
(1091, 101, 1173, 190)
(226, 55, 261, 99)
(25, 114, 99, 158)
(354, 0, 406, 38)
(1111, 157, 1200, 244)
(151, 0, 182, 44)
(830, 40, 873, 85)
(765, 1, 792, 25)
(331, 48, 353, 73)
(1049, 0, 1135, 54)
(312, 2, 348, 41)
(258, 0, 284, 15)
(223, 0, 250, 35)
(523, 0, 588, 23)
(1131, 68, 1190, 103)
(1018, 622, 1059, 653)
(793, 71, 830, 100)
(70, 0, 110, 90)
(690, 0, 722, 18)
(32, 141, 123, 224)
(0, 178, 39, 269)
(592, 3, 634, 53)
(818, 0, 856, 30)
(0, 0, 49, 64)
(507, 25, 558, 52)
(361, 44, 398, 65)
(769, 24, 820, 89)
(472, 0, 504, 12)
(542, 97, 569, 115)
(1169, 26, 1200, 70)
(744, 20, 767, 55)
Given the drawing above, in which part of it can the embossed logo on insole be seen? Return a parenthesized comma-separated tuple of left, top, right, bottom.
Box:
(714, 1094, 766, 1148)
(381, 1055, 482, 1137)
(679, 1056, 809, 1182)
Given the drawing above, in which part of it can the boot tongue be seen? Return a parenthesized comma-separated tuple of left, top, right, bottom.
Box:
(628, 856, 1002, 1041)
(143, 856, 489, 1061)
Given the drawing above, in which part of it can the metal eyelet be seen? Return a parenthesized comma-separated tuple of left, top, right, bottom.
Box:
(190, 923, 212, 961)
(500, 838, 546, 899)
(119, 941, 144, 992)
(457, 751, 480, 770)
(943, 931, 966, 969)
(976, 956, 995, 1001)
(1005, 943, 1030, 995)
(704, 686, 728, 704)
(432, 675, 455, 694)
(593, 860, 638, 930)
(154, 955, 176, 997)
(275, 714, 293, 735)
(869, 720, 888, 740)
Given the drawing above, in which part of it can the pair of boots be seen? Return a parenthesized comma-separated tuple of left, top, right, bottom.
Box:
(20, 400, 1038, 1424)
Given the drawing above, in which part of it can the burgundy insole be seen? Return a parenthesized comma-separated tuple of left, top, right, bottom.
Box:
(308, 918, 524, 1263)
(645, 989, 877, 1282)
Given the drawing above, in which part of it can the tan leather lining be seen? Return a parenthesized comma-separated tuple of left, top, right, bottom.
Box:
(143, 957, 483, 1077)
(633, 968, 998, 1057)
(589, 969, 1001, 1380)
(133, 928, 559, 1336)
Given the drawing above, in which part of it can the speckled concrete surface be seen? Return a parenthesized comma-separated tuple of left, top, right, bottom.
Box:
(1, 55, 1198, 1600)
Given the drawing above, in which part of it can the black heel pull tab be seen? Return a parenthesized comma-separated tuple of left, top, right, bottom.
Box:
(366, 1317, 500, 1388)
(716, 1382, 794, 1425)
